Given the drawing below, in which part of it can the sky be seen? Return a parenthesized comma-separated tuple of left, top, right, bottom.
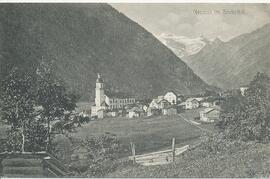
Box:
(111, 3, 270, 41)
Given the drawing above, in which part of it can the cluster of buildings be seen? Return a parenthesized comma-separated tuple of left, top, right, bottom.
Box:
(89, 73, 249, 123)
(90, 74, 181, 119)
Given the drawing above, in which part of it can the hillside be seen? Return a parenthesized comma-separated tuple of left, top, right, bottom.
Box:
(184, 23, 270, 89)
(0, 4, 210, 101)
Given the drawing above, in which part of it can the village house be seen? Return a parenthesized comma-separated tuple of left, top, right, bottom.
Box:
(185, 97, 204, 109)
(147, 108, 161, 116)
(135, 99, 152, 112)
(201, 97, 224, 108)
(91, 73, 135, 118)
(240, 86, 249, 96)
(128, 106, 145, 118)
(219, 89, 240, 97)
(106, 110, 118, 117)
(149, 99, 159, 109)
(199, 107, 220, 122)
(164, 91, 177, 105)
(149, 96, 171, 109)
(177, 94, 184, 104)
(149, 96, 163, 109)
(162, 106, 177, 115)
(177, 101, 187, 111)
(158, 99, 171, 109)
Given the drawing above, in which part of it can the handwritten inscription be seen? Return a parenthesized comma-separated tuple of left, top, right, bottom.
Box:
(194, 9, 246, 15)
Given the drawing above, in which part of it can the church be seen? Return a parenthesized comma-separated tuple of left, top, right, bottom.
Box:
(91, 73, 136, 118)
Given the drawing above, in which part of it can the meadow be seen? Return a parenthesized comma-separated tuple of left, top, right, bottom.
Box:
(70, 111, 214, 155)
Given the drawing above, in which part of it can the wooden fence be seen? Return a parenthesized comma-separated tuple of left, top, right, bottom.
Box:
(129, 138, 189, 166)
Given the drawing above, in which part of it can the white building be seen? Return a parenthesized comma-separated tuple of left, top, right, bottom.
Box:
(164, 91, 177, 105)
(185, 97, 204, 109)
(91, 73, 135, 118)
(105, 92, 135, 110)
(200, 108, 220, 122)
(128, 106, 144, 118)
(149, 96, 171, 109)
(240, 86, 248, 96)
(201, 97, 224, 108)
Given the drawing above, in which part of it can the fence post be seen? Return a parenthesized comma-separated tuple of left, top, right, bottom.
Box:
(131, 142, 136, 164)
(172, 137, 175, 162)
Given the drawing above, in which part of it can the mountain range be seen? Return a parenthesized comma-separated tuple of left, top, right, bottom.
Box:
(0, 4, 211, 101)
(161, 24, 270, 89)
(158, 33, 207, 58)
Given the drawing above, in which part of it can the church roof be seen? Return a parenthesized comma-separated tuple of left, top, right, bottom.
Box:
(105, 90, 134, 99)
(101, 101, 109, 107)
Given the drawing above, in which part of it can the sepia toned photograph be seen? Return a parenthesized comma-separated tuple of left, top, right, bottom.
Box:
(0, 2, 269, 178)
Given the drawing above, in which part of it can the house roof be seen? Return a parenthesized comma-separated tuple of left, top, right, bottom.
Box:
(177, 94, 184, 97)
(165, 91, 177, 96)
(100, 101, 109, 107)
(157, 99, 170, 104)
(186, 98, 201, 103)
(201, 97, 224, 103)
(240, 86, 248, 89)
(195, 97, 204, 102)
(105, 90, 134, 99)
(97, 108, 105, 112)
(157, 96, 164, 101)
(178, 102, 186, 106)
(128, 106, 144, 113)
(0, 152, 71, 177)
(163, 106, 176, 109)
(136, 99, 152, 106)
(202, 107, 220, 114)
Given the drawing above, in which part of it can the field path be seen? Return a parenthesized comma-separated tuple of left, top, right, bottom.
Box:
(178, 114, 212, 133)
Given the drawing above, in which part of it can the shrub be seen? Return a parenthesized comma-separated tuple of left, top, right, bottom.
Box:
(218, 72, 270, 142)
(69, 133, 127, 177)
(198, 132, 252, 155)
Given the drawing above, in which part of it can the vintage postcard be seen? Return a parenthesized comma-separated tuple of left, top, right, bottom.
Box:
(0, 2, 269, 178)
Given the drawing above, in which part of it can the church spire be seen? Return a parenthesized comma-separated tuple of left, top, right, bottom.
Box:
(96, 73, 104, 83)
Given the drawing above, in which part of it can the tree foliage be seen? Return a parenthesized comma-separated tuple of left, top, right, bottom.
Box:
(218, 72, 270, 142)
(0, 67, 47, 152)
(0, 60, 79, 152)
(36, 60, 77, 151)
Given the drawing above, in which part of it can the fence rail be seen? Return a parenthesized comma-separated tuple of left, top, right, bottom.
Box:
(129, 138, 189, 166)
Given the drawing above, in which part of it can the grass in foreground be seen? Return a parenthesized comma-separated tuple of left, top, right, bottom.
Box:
(108, 142, 270, 178)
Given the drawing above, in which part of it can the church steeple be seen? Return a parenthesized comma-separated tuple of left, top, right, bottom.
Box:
(96, 73, 104, 83)
(95, 73, 105, 107)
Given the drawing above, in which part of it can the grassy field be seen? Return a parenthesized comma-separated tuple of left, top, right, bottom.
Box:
(108, 142, 270, 178)
(1, 108, 215, 157)
(70, 112, 214, 155)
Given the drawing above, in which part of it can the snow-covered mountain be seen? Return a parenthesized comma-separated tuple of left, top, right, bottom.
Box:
(157, 33, 207, 59)
(185, 23, 270, 89)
